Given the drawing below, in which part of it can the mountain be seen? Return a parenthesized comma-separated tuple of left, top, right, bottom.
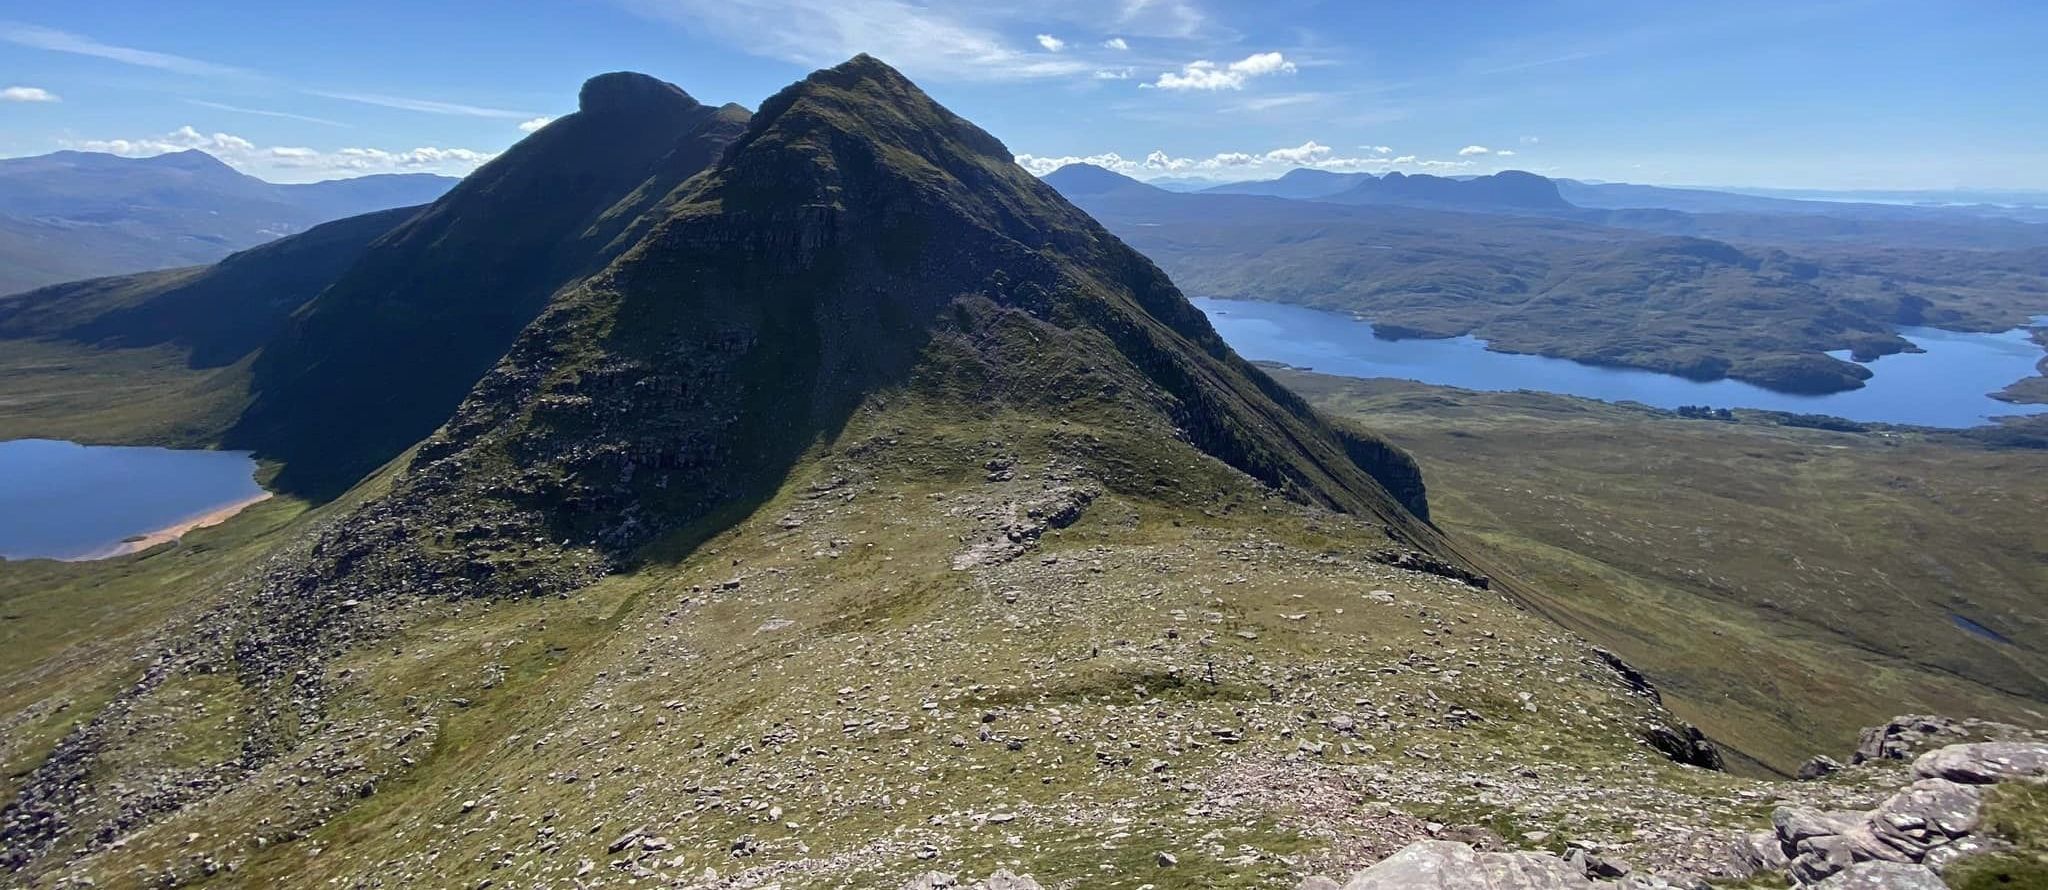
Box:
(224, 73, 753, 498)
(0, 150, 457, 295)
(1204, 167, 1374, 199)
(1039, 162, 1170, 199)
(1323, 169, 1574, 211)
(5, 59, 1673, 888)
(0, 206, 414, 367)
(27, 58, 2040, 890)
(276, 55, 1450, 596)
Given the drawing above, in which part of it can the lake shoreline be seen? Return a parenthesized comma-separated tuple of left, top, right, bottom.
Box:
(1200, 298, 2048, 429)
(75, 491, 274, 561)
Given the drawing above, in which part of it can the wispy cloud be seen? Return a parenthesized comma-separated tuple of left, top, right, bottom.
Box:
(1, 85, 58, 103)
(1, 23, 250, 77)
(518, 116, 554, 133)
(618, 0, 1091, 81)
(1143, 51, 1295, 91)
(308, 89, 533, 119)
(68, 124, 495, 181)
(185, 99, 348, 127)
(1227, 92, 1321, 112)
(1102, 37, 1129, 51)
(1036, 34, 1066, 52)
(1116, 0, 1206, 39)
(1458, 145, 1492, 156)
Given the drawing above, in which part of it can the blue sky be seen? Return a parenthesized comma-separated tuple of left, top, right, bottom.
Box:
(1, 0, 2042, 188)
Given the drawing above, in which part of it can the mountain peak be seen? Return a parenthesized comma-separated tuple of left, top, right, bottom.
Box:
(577, 71, 697, 114)
(736, 54, 1010, 166)
(1042, 163, 1161, 198)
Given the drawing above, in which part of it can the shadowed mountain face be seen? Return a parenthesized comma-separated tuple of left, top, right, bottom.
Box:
(225, 73, 753, 499)
(286, 54, 1444, 599)
(0, 150, 455, 295)
(0, 206, 417, 366)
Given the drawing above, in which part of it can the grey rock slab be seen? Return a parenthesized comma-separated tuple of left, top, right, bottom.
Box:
(1340, 841, 1595, 890)
(1812, 861, 1947, 889)
(1913, 741, 2048, 784)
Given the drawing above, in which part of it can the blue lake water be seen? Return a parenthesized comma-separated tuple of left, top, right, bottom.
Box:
(0, 439, 268, 561)
(1197, 299, 2048, 429)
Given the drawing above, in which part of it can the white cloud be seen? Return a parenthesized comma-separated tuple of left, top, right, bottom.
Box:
(1, 85, 58, 102)
(1144, 51, 1297, 91)
(1103, 37, 1129, 50)
(1496, 149, 1516, 157)
(309, 89, 533, 119)
(1036, 33, 1066, 51)
(67, 125, 495, 182)
(1093, 68, 1134, 80)
(1, 24, 248, 77)
(1017, 140, 1481, 182)
(1361, 145, 1393, 154)
(1457, 145, 1492, 156)
(1262, 140, 1333, 165)
(518, 116, 554, 133)
(619, 0, 1091, 81)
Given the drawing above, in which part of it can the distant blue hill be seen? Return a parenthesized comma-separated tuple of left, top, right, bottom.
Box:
(0, 149, 459, 295)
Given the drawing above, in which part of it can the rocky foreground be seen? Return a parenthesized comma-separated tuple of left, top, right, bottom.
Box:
(1291, 718, 2047, 890)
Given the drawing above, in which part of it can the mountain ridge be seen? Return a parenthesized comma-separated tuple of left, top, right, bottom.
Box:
(225, 72, 753, 498)
(0, 149, 458, 295)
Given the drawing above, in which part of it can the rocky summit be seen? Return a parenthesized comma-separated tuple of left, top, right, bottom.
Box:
(0, 57, 2043, 890)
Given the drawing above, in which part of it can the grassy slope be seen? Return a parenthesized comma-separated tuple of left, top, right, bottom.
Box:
(0, 339, 248, 448)
(38, 388, 1773, 889)
(1279, 371, 2048, 773)
(0, 494, 308, 804)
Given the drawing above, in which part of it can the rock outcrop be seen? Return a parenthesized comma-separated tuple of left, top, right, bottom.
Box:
(1737, 740, 2048, 885)
(1306, 839, 1693, 889)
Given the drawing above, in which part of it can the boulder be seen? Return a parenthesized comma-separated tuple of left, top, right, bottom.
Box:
(1730, 829, 1789, 876)
(1855, 716, 1961, 764)
(980, 870, 1043, 890)
(1772, 807, 1859, 845)
(1873, 778, 1983, 840)
(1912, 741, 2048, 784)
(1811, 861, 1947, 889)
(1798, 755, 1845, 781)
(1339, 841, 1595, 889)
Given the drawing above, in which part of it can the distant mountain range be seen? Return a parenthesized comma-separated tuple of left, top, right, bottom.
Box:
(1205, 168, 1569, 211)
(1042, 163, 2048, 395)
(0, 149, 458, 295)
(1197, 166, 2048, 231)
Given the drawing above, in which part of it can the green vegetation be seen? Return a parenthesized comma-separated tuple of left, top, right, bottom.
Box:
(1281, 370, 2048, 773)
(1948, 783, 2048, 889)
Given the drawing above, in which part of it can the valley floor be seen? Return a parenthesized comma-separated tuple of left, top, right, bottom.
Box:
(1279, 371, 2048, 775)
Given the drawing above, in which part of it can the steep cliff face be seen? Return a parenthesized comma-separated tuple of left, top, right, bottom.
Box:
(274, 54, 1451, 605)
(227, 73, 752, 499)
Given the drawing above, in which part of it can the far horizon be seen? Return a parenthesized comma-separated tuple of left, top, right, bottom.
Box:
(17, 145, 2048, 205)
(2, 2, 2043, 191)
